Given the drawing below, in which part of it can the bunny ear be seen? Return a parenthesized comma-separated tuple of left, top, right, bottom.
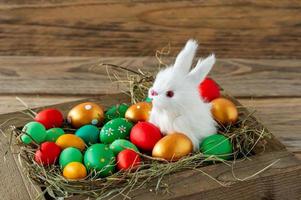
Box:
(187, 54, 216, 85)
(173, 39, 198, 75)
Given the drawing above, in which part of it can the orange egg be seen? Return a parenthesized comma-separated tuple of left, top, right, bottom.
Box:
(211, 98, 238, 125)
(63, 162, 87, 180)
(152, 133, 193, 161)
(67, 102, 104, 128)
(56, 134, 86, 151)
(125, 102, 152, 123)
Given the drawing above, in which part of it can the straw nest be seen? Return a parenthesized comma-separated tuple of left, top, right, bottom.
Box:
(5, 53, 272, 199)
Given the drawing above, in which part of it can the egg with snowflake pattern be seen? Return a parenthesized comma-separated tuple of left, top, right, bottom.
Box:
(100, 118, 133, 144)
(67, 102, 104, 128)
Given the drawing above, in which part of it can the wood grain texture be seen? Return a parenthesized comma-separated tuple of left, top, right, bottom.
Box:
(0, 57, 300, 97)
(0, 0, 300, 58)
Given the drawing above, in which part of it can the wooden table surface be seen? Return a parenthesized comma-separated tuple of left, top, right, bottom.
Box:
(0, 0, 300, 199)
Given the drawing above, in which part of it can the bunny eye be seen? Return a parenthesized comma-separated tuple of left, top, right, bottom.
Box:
(166, 90, 174, 98)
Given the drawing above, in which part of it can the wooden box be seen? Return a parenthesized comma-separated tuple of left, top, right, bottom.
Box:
(1, 93, 301, 200)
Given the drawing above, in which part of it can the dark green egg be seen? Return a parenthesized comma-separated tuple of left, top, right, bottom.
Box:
(84, 144, 115, 177)
(100, 118, 133, 144)
(200, 134, 233, 160)
(104, 104, 129, 123)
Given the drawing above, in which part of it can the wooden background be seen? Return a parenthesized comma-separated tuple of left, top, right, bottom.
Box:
(0, 0, 300, 199)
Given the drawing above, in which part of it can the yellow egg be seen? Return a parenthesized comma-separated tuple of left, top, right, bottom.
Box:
(67, 102, 104, 128)
(152, 133, 193, 161)
(56, 134, 86, 151)
(211, 98, 238, 125)
(63, 162, 87, 180)
(125, 102, 152, 123)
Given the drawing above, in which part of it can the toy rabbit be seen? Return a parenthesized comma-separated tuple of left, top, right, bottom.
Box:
(148, 39, 217, 151)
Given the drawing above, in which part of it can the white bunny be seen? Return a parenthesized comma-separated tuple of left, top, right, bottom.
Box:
(148, 39, 217, 151)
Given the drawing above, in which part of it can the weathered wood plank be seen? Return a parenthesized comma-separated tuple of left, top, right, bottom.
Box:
(0, 0, 300, 58)
(130, 150, 301, 200)
(0, 57, 300, 97)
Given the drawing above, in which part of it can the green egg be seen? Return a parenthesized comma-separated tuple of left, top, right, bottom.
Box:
(84, 144, 115, 177)
(75, 125, 99, 145)
(100, 118, 133, 144)
(110, 139, 139, 156)
(21, 121, 47, 144)
(46, 128, 65, 142)
(21, 134, 32, 145)
(200, 134, 233, 160)
(145, 97, 152, 103)
(104, 104, 129, 123)
(59, 147, 83, 168)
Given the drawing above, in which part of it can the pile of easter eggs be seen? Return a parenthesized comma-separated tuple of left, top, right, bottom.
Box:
(20, 77, 237, 180)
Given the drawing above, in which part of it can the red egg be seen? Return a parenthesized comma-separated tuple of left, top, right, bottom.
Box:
(130, 122, 162, 152)
(35, 108, 64, 129)
(117, 149, 141, 171)
(35, 142, 61, 165)
(198, 77, 220, 102)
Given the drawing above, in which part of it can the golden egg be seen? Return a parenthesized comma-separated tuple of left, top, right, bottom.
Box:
(67, 102, 104, 128)
(56, 134, 86, 151)
(152, 133, 193, 161)
(125, 102, 152, 123)
(211, 97, 238, 125)
(63, 162, 87, 180)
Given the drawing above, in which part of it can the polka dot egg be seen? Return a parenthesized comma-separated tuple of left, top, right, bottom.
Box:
(100, 118, 133, 144)
(84, 144, 115, 177)
(67, 102, 104, 128)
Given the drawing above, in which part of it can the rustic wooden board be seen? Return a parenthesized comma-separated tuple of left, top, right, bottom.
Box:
(0, 0, 300, 58)
(0, 57, 300, 97)
(0, 95, 300, 200)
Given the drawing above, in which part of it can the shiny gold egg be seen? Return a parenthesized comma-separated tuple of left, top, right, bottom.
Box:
(67, 102, 104, 128)
(211, 97, 238, 125)
(125, 102, 152, 123)
(152, 133, 193, 161)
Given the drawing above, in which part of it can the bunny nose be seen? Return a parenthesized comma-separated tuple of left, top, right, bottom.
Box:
(151, 90, 158, 96)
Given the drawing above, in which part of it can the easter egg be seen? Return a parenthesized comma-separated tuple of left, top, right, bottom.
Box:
(35, 142, 61, 165)
(56, 134, 86, 151)
(110, 139, 139, 156)
(67, 102, 104, 128)
(35, 108, 64, 129)
(100, 118, 133, 144)
(63, 162, 87, 180)
(130, 122, 162, 152)
(59, 147, 83, 168)
(117, 149, 141, 171)
(152, 133, 193, 161)
(84, 144, 115, 177)
(105, 104, 129, 123)
(75, 125, 99, 145)
(125, 102, 152, 123)
(21, 121, 47, 144)
(45, 128, 65, 142)
(198, 77, 220, 102)
(211, 98, 238, 124)
(200, 134, 233, 160)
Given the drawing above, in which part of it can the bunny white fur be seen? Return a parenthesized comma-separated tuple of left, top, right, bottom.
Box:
(148, 39, 217, 151)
